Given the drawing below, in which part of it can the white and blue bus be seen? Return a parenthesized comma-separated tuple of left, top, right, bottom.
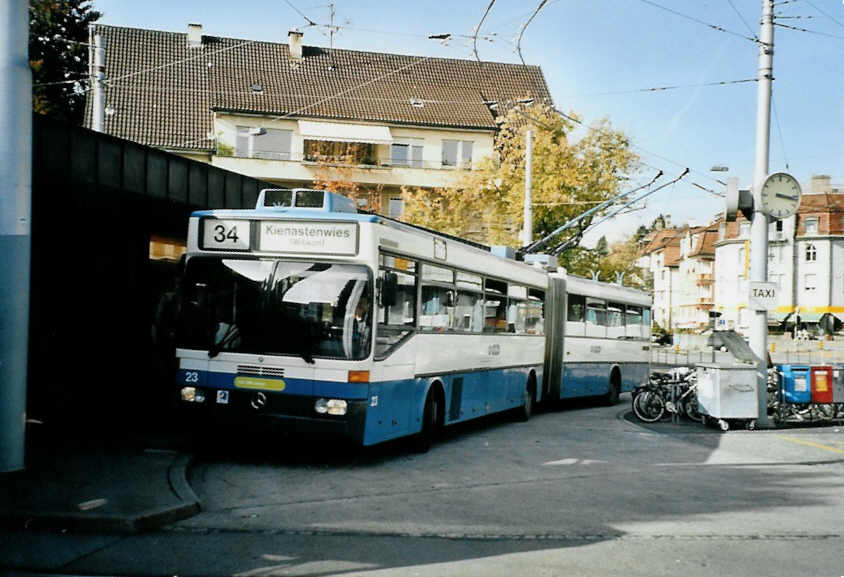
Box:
(542, 273, 652, 405)
(175, 189, 650, 449)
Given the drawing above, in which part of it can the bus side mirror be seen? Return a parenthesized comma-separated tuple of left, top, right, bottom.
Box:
(381, 273, 398, 307)
(446, 290, 455, 307)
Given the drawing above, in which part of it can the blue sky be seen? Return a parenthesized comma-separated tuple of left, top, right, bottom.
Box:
(92, 0, 844, 243)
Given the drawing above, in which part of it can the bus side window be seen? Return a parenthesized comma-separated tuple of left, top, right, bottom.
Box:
(607, 302, 625, 339)
(566, 293, 585, 337)
(375, 254, 417, 359)
(420, 264, 455, 332)
(626, 305, 643, 339)
(524, 288, 545, 335)
(455, 271, 484, 333)
(586, 297, 607, 338)
(484, 278, 508, 333)
(642, 307, 652, 340)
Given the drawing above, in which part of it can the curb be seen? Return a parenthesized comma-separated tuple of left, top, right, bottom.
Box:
(0, 453, 202, 534)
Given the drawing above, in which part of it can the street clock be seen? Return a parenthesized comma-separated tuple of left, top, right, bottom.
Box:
(759, 172, 801, 219)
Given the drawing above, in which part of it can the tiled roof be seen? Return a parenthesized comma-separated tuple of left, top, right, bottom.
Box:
(640, 227, 684, 255)
(87, 25, 552, 152)
(687, 225, 719, 258)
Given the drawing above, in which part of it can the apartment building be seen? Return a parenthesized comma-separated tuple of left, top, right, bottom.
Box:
(638, 222, 718, 332)
(714, 175, 844, 334)
(638, 227, 683, 331)
(85, 24, 551, 218)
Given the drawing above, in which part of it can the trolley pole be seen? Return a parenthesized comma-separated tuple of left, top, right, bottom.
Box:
(0, 0, 32, 472)
(523, 129, 533, 246)
(749, 0, 774, 427)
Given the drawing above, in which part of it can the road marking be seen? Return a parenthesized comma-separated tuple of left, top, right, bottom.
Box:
(778, 435, 844, 455)
(543, 458, 608, 466)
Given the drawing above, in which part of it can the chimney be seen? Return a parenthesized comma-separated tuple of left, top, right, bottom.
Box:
(811, 174, 831, 193)
(288, 29, 303, 59)
(187, 23, 203, 48)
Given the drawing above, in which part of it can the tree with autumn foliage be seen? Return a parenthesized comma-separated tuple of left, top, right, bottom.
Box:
(29, 0, 101, 123)
(402, 103, 639, 250)
(309, 142, 383, 213)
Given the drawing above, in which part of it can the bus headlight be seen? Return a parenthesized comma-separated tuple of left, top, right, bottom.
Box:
(314, 398, 348, 416)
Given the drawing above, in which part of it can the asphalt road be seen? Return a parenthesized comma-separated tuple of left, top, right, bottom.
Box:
(5, 397, 844, 576)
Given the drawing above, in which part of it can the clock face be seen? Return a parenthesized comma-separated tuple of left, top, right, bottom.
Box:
(760, 172, 801, 219)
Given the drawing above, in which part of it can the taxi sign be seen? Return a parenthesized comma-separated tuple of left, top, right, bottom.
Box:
(748, 281, 777, 311)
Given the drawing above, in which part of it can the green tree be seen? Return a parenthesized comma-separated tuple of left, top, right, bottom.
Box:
(595, 235, 609, 257)
(402, 103, 639, 248)
(29, 0, 101, 123)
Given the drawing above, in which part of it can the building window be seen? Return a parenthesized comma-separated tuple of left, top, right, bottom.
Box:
(804, 273, 817, 291)
(391, 139, 423, 167)
(303, 140, 376, 165)
(776, 220, 783, 232)
(388, 197, 404, 219)
(805, 243, 817, 262)
(235, 126, 293, 160)
(442, 140, 473, 168)
(804, 217, 819, 235)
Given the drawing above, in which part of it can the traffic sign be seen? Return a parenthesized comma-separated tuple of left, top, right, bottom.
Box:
(748, 281, 778, 311)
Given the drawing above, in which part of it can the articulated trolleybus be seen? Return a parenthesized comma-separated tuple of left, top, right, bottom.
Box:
(176, 189, 650, 449)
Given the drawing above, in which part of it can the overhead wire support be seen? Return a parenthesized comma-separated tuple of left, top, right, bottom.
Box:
(515, 0, 548, 65)
(520, 169, 664, 256)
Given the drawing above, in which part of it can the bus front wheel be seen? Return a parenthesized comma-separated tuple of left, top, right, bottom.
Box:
(412, 388, 441, 453)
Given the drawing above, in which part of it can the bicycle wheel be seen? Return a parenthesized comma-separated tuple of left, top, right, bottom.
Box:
(682, 396, 704, 423)
(633, 390, 666, 423)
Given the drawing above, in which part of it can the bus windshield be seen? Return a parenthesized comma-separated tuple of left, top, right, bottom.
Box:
(177, 257, 373, 362)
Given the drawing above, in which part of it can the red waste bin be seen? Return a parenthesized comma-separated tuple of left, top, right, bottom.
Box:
(810, 366, 834, 404)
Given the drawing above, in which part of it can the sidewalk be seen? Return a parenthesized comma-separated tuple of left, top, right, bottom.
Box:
(0, 425, 201, 534)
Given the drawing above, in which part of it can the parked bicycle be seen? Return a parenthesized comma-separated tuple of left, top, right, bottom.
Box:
(632, 369, 702, 423)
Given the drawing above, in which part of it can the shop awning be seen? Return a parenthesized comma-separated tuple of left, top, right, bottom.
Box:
(768, 311, 792, 324)
(298, 120, 393, 144)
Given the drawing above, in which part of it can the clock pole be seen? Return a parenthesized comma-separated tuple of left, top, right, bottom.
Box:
(749, 0, 775, 427)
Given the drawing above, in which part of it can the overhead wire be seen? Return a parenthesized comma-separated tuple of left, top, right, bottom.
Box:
(726, 0, 760, 40)
(773, 20, 844, 40)
(635, 0, 764, 44)
(561, 77, 757, 98)
(803, 0, 844, 29)
(771, 91, 790, 171)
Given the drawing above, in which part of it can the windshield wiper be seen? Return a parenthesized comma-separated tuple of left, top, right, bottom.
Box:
(208, 323, 239, 358)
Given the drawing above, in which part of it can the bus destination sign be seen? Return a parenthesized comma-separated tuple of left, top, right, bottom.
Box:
(259, 221, 358, 255)
(201, 219, 251, 251)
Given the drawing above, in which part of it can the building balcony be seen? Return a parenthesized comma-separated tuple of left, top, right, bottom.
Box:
(211, 153, 471, 190)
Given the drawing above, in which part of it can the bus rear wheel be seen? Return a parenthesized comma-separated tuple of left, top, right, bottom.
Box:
(603, 370, 621, 406)
(412, 389, 440, 453)
(516, 378, 535, 422)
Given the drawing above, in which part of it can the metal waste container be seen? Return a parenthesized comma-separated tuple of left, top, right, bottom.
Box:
(780, 365, 811, 404)
(696, 363, 759, 422)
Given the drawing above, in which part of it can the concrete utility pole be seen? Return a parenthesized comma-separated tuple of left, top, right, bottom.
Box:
(523, 129, 533, 247)
(91, 33, 106, 132)
(0, 0, 32, 472)
(750, 0, 775, 427)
